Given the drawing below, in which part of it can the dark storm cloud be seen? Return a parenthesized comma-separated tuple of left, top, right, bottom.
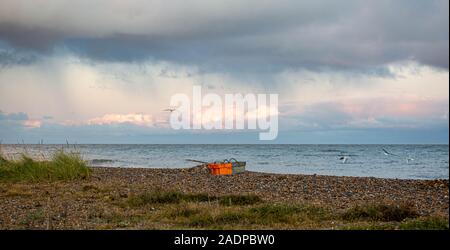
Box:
(0, 0, 448, 72)
(0, 22, 62, 52)
(0, 49, 38, 68)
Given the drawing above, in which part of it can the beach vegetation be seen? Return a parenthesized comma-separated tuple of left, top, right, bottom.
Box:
(399, 217, 449, 230)
(127, 190, 261, 207)
(341, 203, 418, 222)
(0, 150, 91, 182)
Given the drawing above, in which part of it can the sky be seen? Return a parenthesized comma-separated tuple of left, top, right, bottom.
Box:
(0, 0, 448, 144)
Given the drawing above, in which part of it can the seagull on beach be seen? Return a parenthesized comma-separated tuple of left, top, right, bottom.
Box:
(382, 148, 399, 156)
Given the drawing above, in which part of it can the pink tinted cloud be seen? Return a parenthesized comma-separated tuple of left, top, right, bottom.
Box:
(87, 113, 154, 127)
(23, 119, 42, 128)
(339, 97, 448, 119)
(281, 96, 448, 129)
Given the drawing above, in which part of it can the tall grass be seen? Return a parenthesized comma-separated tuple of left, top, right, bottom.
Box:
(0, 150, 91, 182)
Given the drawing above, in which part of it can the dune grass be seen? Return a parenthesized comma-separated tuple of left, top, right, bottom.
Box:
(0, 150, 91, 182)
(114, 190, 448, 230)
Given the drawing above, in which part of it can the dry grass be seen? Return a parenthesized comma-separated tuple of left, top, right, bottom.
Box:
(0, 185, 447, 230)
(113, 190, 446, 230)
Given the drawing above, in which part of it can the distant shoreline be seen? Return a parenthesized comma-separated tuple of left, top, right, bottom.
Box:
(90, 165, 450, 181)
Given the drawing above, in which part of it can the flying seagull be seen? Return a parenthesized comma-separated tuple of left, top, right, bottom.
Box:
(382, 148, 399, 157)
(383, 148, 415, 163)
(339, 156, 350, 164)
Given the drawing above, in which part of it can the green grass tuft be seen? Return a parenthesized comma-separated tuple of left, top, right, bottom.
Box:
(185, 203, 331, 227)
(0, 150, 91, 182)
(248, 204, 330, 223)
(399, 217, 449, 230)
(218, 194, 262, 206)
(342, 203, 418, 222)
(188, 212, 246, 227)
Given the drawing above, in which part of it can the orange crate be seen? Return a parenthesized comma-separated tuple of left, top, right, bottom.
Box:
(207, 163, 232, 175)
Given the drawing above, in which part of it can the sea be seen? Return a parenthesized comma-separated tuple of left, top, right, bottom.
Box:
(1, 144, 448, 180)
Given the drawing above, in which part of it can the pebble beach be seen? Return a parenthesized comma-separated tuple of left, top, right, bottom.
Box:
(0, 166, 448, 229)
